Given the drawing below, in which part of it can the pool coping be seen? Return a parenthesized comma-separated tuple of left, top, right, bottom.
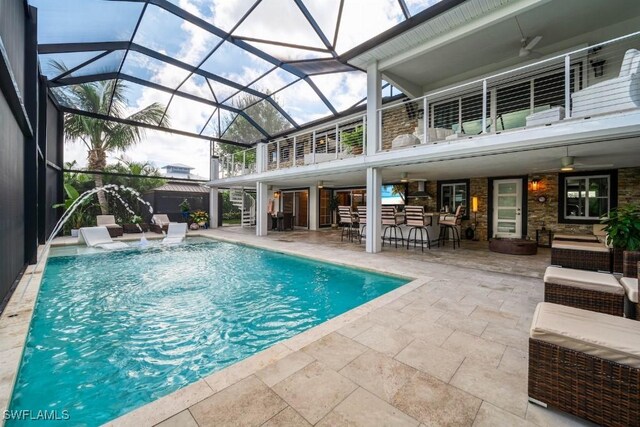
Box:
(0, 231, 426, 427)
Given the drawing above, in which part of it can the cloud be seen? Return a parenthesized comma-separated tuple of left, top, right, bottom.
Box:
(65, 0, 412, 177)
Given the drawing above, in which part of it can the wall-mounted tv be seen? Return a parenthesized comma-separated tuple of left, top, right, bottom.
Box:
(381, 184, 405, 205)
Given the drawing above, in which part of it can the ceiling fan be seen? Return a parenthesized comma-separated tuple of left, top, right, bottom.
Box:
(399, 172, 427, 183)
(515, 17, 542, 57)
(535, 148, 613, 172)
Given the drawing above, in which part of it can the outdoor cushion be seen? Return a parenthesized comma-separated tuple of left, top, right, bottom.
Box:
(544, 266, 623, 295)
(620, 277, 639, 303)
(530, 302, 640, 368)
(551, 240, 609, 252)
(553, 233, 598, 242)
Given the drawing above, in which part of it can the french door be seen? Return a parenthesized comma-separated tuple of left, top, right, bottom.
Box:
(493, 179, 523, 238)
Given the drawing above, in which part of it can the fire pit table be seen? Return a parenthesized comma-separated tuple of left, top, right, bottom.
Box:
(489, 238, 538, 255)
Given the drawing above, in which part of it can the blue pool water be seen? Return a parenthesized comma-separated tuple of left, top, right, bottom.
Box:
(8, 240, 407, 426)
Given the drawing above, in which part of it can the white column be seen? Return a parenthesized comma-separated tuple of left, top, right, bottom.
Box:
(365, 167, 382, 253)
(209, 156, 220, 228)
(256, 142, 267, 173)
(366, 62, 381, 156)
(308, 185, 318, 231)
(256, 181, 269, 236)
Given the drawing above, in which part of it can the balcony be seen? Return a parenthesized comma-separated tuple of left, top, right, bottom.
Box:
(218, 31, 640, 179)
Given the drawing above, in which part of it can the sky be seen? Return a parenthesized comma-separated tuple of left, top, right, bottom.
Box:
(33, 0, 441, 178)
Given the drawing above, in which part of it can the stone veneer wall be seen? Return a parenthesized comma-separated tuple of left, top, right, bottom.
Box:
(406, 167, 640, 241)
(380, 103, 419, 151)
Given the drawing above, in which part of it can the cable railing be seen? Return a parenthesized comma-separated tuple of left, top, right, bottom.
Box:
(266, 114, 366, 172)
(219, 147, 257, 179)
(378, 31, 640, 152)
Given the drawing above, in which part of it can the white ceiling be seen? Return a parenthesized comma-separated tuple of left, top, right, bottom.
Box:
(239, 136, 640, 189)
(378, 0, 640, 91)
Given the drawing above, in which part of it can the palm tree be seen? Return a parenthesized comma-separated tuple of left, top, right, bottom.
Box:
(52, 62, 169, 214)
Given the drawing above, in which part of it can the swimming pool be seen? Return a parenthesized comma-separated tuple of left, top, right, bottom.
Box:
(8, 239, 408, 426)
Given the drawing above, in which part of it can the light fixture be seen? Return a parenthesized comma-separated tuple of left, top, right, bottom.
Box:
(318, 180, 324, 189)
(273, 191, 280, 198)
(530, 177, 541, 191)
(560, 166, 574, 172)
(471, 196, 479, 241)
(472, 196, 479, 213)
(400, 172, 408, 183)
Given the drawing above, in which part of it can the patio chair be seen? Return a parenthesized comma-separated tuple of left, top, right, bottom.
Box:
(96, 215, 123, 237)
(543, 266, 625, 316)
(338, 206, 357, 242)
(162, 222, 187, 244)
(78, 226, 129, 250)
(571, 48, 640, 117)
(438, 205, 464, 249)
(381, 206, 404, 248)
(404, 205, 432, 251)
(357, 206, 367, 243)
(151, 214, 171, 233)
(620, 262, 639, 320)
(528, 302, 640, 427)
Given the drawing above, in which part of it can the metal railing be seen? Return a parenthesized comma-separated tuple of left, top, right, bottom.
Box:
(378, 31, 640, 152)
(219, 147, 257, 178)
(266, 114, 366, 171)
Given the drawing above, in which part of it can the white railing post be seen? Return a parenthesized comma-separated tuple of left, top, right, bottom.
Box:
(564, 54, 572, 119)
(242, 150, 246, 173)
(482, 79, 488, 133)
(362, 116, 367, 152)
(312, 131, 316, 164)
(293, 136, 297, 167)
(276, 140, 280, 169)
(422, 97, 429, 143)
(335, 123, 339, 158)
(230, 153, 235, 176)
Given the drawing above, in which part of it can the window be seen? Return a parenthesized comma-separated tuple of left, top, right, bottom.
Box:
(559, 171, 616, 223)
(438, 180, 469, 218)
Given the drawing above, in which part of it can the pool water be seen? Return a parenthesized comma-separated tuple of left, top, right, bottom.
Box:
(8, 240, 407, 426)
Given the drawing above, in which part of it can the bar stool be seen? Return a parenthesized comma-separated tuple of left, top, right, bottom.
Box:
(405, 206, 432, 251)
(338, 206, 357, 242)
(439, 205, 464, 249)
(357, 206, 367, 243)
(382, 206, 404, 248)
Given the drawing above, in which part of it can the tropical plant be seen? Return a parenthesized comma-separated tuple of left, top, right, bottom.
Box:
(190, 210, 209, 224)
(328, 195, 340, 225)
(391, 184, 406, 204)
(179, 199, 191, 213)
(52, 183, 95, 233)
(51, 61, 169, 215)
(601, 204, 640, 251)
(340, 126, 364, 153)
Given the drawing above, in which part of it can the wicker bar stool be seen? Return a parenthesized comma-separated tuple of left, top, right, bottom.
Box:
(438, 205, 464, 249)
(357, 206, 367, 244)
(338, 206, 357, 242)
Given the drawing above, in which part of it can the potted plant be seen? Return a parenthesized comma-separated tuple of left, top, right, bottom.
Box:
(601, 203, 640, 276)
(190, 210, 210, 229)
(179, 199, 191, 221)
(340, 126, 364, 155)
(329, 195, 340, 229)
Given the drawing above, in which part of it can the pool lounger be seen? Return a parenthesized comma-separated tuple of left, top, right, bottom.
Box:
(78, 226, 130, 250)
(162, 222, 187, 245)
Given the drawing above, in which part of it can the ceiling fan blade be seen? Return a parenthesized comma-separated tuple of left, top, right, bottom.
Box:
(525, 35, 542, 51)
(574, 163, 614, 169)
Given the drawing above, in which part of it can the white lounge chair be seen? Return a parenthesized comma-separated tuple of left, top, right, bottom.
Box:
(96, 215, 123, 237)
(162, 223, 187, 244)
(78, 226, 129, 250)
(572, 48, 640, 117)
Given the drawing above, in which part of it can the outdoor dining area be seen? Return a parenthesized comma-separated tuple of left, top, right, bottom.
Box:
(336, 204, 464, 250)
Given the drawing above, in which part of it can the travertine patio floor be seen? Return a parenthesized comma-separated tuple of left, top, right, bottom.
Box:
(105, 227, 591, 427)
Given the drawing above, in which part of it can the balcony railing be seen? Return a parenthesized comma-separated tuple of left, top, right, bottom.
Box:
(266, 115, 366, 171)
(378, 31, 640, 152)
(219, 147, 257, 178)
(217, 31, 639, 179)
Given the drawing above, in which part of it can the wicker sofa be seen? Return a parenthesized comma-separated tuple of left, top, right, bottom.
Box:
(529, 303, 640, 427)
(543, 266, 625, 316)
